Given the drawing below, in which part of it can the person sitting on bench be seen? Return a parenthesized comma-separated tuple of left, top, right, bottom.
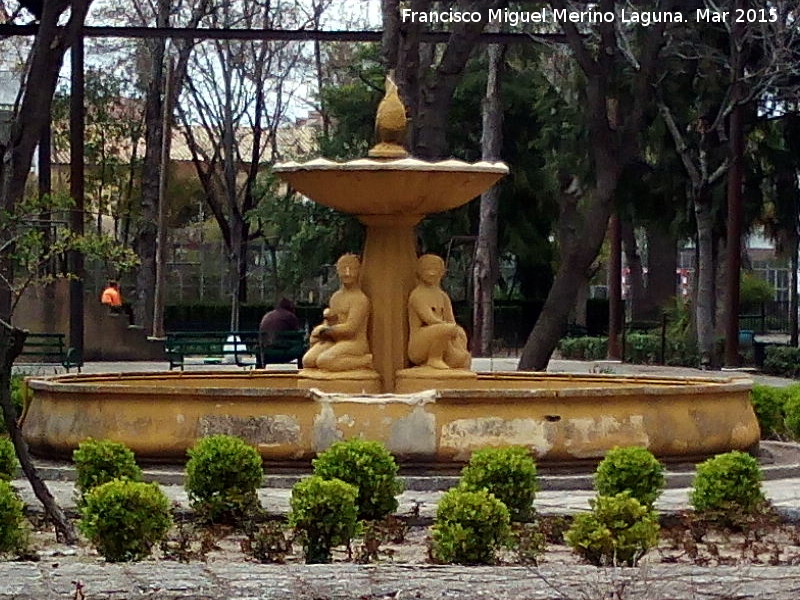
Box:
(100, 280, 134, 325)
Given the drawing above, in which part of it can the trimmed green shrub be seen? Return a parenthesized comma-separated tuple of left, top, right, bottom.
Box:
(78, 479, 172, 562)
(459, 446, 538, 521)
(185, 435, 264, 523)
(288, 475, 359, 564)
(0, 480, 27, 555)
(557, 336, 609, 361)
(72, 438, 142, 498)
(594, 446, 665, 508)
(430, 488, 511, 565)
(763, 346, 800, 379)
(313, 439, 403, 520)
(623, 333, 660, 364)
(690, 451, 767, 525)
(782, 387, 800, 440)
(751, 385, 788, 438)
(565, 492, 660, 567)
(0, 438, 18, 481)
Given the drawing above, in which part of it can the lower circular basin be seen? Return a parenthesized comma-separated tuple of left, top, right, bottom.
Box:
(22, 371, 759, 464)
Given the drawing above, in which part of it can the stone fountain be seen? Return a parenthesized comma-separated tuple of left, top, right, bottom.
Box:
(21, 79, 760, 464)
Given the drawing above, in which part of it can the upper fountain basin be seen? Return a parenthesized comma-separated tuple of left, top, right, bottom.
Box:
(273, 157, 508, 216)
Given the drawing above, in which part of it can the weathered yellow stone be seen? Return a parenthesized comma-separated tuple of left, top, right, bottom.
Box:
(22, 371, 760, 463)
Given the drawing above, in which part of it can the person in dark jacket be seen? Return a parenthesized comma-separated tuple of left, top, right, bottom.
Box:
(259, 298, 302, 365)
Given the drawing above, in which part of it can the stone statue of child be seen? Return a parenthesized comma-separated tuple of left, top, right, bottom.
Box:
(302, 254, 373, 372)
(407, 254, 471, 370)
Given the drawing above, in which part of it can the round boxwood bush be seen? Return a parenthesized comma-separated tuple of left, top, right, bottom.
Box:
(312, 439, 403, 520)
(459, 446, 538, 520)
(782, 387, 800, 440)
(430, 487, 511, 565)
(751, 385, 787, 439)
(594, 446, 665, 508)
(72, 438, 142, 498)
(185, 434, 264, 523)
(288, 475, 359, 564)
(0, 438, 18, 482)
(689, 451, 767, 525)
(565, 492, 660, 567)
(78, 479, 172, 562)
(0, 480, 27, 555)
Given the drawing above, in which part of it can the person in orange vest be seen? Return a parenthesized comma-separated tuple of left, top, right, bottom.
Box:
(100, 280, 134, 325)
(100, 280, 122, 307)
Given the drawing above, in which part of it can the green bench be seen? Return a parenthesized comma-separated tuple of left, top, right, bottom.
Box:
(17, 333, 82, 372)
(259, 329, 307, 368)
(165, 330, 307, 370)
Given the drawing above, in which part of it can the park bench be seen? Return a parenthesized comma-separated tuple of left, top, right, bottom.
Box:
(165, 330, 307, 370)
(16, 332, 82, 372)
(258, 329, 307, 368)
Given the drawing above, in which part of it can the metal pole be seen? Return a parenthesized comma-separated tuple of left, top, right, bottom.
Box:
(152, 55, 172, 339)
(68, 31, 85, 360)
(38, 117, 52, 276)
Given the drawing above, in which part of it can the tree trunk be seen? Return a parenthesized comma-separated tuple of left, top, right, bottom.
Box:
(621, 219, 646, 320)
(519, 181, 615, 370)
(694, 190, 717, 367)
(134, 0, 170, 333)
(0, 323, 76, 544)
(472, 40, 505, 357)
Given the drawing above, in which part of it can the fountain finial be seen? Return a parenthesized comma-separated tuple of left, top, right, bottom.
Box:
(368, 72, 409, 159)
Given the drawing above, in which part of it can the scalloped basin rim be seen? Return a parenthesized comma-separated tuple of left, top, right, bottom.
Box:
(273, 157, 510, 173)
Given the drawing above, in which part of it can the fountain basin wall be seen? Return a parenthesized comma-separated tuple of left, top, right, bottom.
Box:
(22, 371, 760, 463)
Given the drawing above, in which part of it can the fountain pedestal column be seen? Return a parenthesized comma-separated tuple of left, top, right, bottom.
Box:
(359, 214, 421, 392)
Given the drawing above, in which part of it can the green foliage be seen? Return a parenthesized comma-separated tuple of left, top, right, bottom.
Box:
(763, 346, 800, 379)
(249, 173, 364, 296)
(557, 333, 700, 367)
(690, 451, 767, 525)
(623, 333, 661, 364)
(459, 446, 538, 521)
(78, 479, 172, 562)
(557, 336, 609, 360)
(594, 446, 665, 508)
(751, 384, 790, 438)
(72, 438, 142, 498)
(0, 480, 27, 555)
(288, 475, 359, 564)
(0, 438, 18, 481)
(782, 387, 800, 439)
(565, 492, 660, 567)
(739, 272, 774, 313)
(0, 191, 138, 305)
(185, 435, 264, 524)
(430, 488, 511, 565)
(312, 439, 403, 521)
(0, 375, 26, 435)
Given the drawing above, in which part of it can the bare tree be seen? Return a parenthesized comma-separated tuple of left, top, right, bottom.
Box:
(177, 0, 308, 330)
(472, 37, 505, 356)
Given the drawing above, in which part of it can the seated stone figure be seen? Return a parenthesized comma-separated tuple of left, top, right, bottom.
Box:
(407, 254, 471, 370)
(302, 254, 373, 372)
